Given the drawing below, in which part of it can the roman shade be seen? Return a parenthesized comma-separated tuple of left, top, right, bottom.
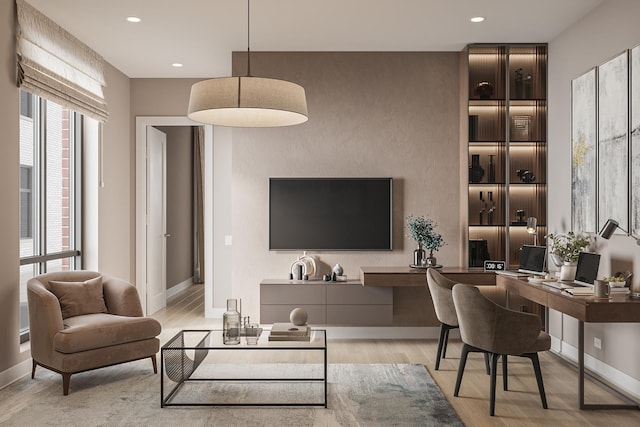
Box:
(16, 0, 108, 122)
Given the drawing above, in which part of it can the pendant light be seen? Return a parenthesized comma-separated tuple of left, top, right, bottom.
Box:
(187, 0, 308, 127)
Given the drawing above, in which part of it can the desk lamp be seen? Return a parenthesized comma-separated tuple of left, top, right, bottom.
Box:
(526, 217, 538, 245)
(599, 219, 640, 245)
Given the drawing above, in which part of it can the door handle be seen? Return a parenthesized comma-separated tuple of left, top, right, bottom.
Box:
(164, 233, 171, 237)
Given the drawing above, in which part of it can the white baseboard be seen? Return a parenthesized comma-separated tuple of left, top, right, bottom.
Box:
(0, 358, 31, 391)
(166, 277, 193, 299)
(554, 342, 640, 401)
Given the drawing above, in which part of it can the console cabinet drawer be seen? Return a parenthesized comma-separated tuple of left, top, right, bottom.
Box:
(260, 304, 326, 324)
(260, 284, 326, 305)
(326, 285, 392, 304)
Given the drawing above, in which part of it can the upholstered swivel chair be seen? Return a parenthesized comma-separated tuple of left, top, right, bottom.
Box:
(426, 269, 489, 373)
(27, 271, 162, 395)
(452, 284, 550, 416)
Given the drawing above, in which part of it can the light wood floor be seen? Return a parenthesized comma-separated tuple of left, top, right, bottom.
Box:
(152, 284, 640, 426)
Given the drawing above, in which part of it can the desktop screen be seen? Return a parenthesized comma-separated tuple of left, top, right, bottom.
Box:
(518, 245, 547, 275)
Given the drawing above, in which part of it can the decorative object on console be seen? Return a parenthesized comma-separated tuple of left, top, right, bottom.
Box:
(516, 169, 536, 183)
(290, 252, 317, 280)
(187, 0, 307, 127)
(469, 154, 484, 183)
(290, 307, 308, 326)
(474, 81, 494, 99)
(407, 215, 446, 268)
(223, 298, 241, 345)
(332, 263, 344, 277)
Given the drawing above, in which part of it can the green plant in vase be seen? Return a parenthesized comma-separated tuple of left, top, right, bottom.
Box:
(545, 231, 591, 280)
(406, 215, 446, 267)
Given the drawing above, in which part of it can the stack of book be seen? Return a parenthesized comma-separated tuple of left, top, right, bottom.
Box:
(268, 323, 311, 341)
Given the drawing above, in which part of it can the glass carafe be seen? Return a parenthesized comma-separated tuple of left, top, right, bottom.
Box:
(223, 298, 241, 345)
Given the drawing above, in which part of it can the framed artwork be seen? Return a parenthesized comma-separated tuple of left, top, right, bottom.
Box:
(598, 51, 629, 233)
(631, 45, 640, 237)
(571, 68, 597, 233)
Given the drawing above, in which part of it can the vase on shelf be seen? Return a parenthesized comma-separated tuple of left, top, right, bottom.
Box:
(559, 262, 577, 281)
(488, 155, 496, 183)
(469, 154, 484, 183)
(223, 298, 241, 345)
(474, 81, 494, 99)
(414, 244, 426, 266)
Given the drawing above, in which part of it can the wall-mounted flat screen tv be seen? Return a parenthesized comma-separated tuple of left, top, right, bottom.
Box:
(269, 177, 393, 251)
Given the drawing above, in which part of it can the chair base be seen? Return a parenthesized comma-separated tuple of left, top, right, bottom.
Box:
(32, 355, 157, 395)
(454, 344, 548, 416)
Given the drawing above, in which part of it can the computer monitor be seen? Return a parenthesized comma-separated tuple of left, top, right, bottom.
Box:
(574, 252, 601, 287)
(518, 245, 547, 275)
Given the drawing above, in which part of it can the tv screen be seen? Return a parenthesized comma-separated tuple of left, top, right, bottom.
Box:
(269, 178, 393, 251)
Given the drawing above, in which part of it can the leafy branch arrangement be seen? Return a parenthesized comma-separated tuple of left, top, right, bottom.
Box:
(406, 215, 445, 255)
(545, 231, 590, 263)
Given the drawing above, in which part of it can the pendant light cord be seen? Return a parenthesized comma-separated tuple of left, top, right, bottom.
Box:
(246, 0, 251, 77)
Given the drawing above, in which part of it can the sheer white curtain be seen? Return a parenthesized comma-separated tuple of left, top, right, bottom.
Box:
(16, 0, 108, 122)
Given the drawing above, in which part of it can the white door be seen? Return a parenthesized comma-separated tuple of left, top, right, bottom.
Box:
(146, 126, 167, 314)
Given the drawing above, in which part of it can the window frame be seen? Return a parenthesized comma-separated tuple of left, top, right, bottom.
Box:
(19, 91, 83, 343)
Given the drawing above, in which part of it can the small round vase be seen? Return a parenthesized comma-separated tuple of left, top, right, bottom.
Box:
(426, 256, 437, 267)
(559, 262, 577, 281)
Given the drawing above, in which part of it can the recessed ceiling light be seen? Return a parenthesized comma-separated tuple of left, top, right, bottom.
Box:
(126, 16, 141, 23)
(172, 63, 184, 68)
(470, 16, 485, 23)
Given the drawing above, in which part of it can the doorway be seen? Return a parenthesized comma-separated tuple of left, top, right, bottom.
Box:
(135, 117, 213, 316)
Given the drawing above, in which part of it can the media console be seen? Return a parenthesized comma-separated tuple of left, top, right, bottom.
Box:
(260, 267, 502, 326)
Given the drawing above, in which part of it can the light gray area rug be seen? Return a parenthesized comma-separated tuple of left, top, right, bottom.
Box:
(0, 363, 463, 427)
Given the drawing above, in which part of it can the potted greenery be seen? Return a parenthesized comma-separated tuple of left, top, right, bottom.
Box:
(406, 215, 445, 267)
(545, 231, 591, 280)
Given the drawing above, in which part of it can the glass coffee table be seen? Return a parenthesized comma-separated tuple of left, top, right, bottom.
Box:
(160, 329, 327, 407)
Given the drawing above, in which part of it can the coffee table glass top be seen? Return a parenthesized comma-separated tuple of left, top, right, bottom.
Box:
(163, 329, 326, 350)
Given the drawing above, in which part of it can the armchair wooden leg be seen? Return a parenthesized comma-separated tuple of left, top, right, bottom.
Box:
(31, 359, 37, 379)
(150, 355, 158, 374)
(527, 353, 548, 409)
(62, 373, 71, 396)
(454, 344, 472, 396)
(489, 353, 499, 416)
(502, 355, 508, 391)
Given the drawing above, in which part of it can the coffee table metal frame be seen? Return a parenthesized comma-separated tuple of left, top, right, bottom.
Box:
(160, 329, 327, 407)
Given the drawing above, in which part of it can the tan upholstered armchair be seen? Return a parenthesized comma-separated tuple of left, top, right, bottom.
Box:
(27, 271, 162, 395)
(452, 283, 550, 416)
(426, 269, 489, 373)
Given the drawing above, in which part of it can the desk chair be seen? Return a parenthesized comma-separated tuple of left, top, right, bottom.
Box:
(452, 283, 550, 416)
(426, 269, 489, 373)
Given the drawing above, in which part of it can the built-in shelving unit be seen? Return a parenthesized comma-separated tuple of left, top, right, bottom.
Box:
(466, 44, 547, 268)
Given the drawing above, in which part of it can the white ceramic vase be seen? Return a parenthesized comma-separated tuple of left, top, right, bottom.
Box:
(559, 262, 577, 281)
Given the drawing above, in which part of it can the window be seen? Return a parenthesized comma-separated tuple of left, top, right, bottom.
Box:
(20, 166, 33, 239)
(19, 90, 83, 342)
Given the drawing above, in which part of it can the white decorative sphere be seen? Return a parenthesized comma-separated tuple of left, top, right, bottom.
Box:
(290, 307, 308, 326)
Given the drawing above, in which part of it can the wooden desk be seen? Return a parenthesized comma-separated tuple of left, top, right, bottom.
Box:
(497, 274, 640, 410)
(360, 266, 496, 287)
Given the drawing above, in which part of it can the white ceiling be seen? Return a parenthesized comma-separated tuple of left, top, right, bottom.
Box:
(28, 0, 604, 78)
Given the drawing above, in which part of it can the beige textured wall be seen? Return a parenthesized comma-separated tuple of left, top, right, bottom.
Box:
(99, 64, 132, 282)
(0, 0, 24, 374)
(548, 0, 640, 381)
(156, 126, 193, 288)
(231, 52, 462, 321)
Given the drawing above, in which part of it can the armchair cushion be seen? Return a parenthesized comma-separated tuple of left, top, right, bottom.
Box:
(54, 313, 162, 354)
(49, 276, 108, 319)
